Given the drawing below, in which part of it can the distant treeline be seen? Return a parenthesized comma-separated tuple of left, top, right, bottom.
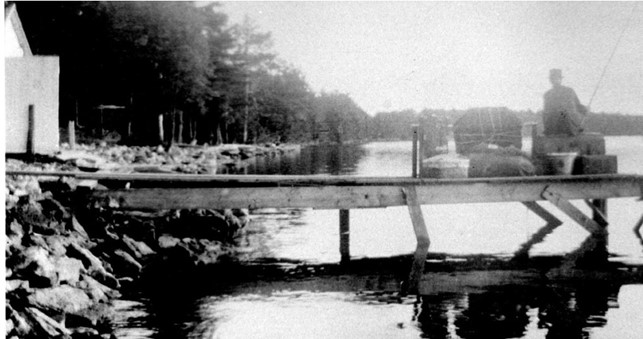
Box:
(14, 2, 642, 146)
(368, 109, 643, 141)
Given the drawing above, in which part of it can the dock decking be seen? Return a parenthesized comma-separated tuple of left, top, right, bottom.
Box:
(6, 171, 642, 209)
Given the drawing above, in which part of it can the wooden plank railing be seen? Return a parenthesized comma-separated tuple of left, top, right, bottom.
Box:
(6, 171, 642, 210)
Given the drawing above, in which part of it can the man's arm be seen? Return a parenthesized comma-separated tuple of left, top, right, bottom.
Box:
(571, 88, 588, 115)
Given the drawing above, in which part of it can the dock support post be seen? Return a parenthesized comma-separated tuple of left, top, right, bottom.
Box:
(339, 209, 350, 264)
(590, 199, 609, 257)
(412, 125, 419, 178)
(403, 186, 430, 294)
(68, 120, 76, 149)
(27, 105, 35, 156)
(418, 120, 426, 167)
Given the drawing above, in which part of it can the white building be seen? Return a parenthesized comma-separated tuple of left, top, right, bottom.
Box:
(5, 3, 60, 154)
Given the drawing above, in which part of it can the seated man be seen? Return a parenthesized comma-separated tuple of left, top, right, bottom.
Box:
(543, 69, 589, 136)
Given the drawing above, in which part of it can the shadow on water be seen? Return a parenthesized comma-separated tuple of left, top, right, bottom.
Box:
(115, 257, 642, 339)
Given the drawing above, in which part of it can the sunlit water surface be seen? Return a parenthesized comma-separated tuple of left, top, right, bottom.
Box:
(115, 136, 643, 339)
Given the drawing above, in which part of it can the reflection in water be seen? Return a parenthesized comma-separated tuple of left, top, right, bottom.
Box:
(414, 283, 619, 339)
(220, 143, 368, 175)
(124, 263, 641, 339)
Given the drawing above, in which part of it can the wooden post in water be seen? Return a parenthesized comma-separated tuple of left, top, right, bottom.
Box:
(68, 120, 76, 149)
(403, 186, 430, 294)
(591, 198, 609, 261)
(418, 119, 426, 170)
(412, 124, 419, 178)
(26, 105, 35, 156)
(339, 209, 350, 264)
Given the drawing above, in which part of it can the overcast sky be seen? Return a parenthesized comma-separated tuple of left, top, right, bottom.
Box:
(220, 1, 642, 116)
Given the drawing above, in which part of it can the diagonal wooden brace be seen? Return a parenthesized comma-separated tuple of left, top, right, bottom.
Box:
(402, 186, 430, 295)
(514, 201, 562, 259)
(542, 187, 606, 236)
(584, 200, 608, 227)
(542, 186, 608, 267)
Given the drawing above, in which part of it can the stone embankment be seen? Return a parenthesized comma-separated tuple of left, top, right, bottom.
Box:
(56, 142, 300, 174)
(4, 143, 270, 338)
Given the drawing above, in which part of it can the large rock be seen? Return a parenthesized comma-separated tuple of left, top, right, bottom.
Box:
(21, 246, 57, 286)
(6, 175, 42, 197)
(111, 250, 142, 277)
(39, 196, 71, 221)
(56, 151, 107, 171)
(70, 216, 90, 239)
(66, 243, 119, 289)
(16, 200, 47, 233)
(45, 234, 71, 257)
(6, 279, 30, 293)
(6, 318, 14, 337)
(8, 308, 32, 337)
(70, 326, 101, 339)
(25, 307, 72, 337)
(194, 239, 225, 265)
(66, 242, 104, 273)
(16, 244, 84, 286)
(158, 234, 181, 249)
(53, 257, 84, 285)
(28, 285, 93, 315)
(6, 220, 24, 252)
(121, 235, 155, 259)
(224, 209, 248, 238)
(78, 274, 120, 302)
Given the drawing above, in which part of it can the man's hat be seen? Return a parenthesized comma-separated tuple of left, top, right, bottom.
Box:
(549, 68, 563, 79)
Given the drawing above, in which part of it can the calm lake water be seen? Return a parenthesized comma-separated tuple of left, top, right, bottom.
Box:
(114, 136, 643, 339)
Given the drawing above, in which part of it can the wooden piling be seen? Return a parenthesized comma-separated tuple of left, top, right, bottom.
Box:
(339, 209, 350, 264)
(26, 104, 35, 155)
(403, 186, 430, 294)
(68, 120, 76, 149)
(412, 125, 419, 178)
(418, 120, 426, 168)
(590, 198, 609, 260)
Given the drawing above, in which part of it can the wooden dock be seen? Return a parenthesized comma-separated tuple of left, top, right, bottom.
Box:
(7, 169, 643, 293)
(7, 171, 641, 209)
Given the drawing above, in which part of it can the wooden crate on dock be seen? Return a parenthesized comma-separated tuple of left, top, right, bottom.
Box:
(573, 155, 618, 175)
(420, 154, 470, 178)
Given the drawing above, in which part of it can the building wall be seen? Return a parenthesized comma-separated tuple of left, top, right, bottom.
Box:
(5, 57, 60, 154)
(4, 21, 26, 57)
(4, 5, 32, 57)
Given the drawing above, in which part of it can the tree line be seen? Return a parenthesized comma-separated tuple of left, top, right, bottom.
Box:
(369, 109, 643, 140)
(16, 1, 369, 145)
(15, 2, 642, 146)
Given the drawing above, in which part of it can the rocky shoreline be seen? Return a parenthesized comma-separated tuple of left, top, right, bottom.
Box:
(5, 144, 260, 339)
(55, 142, 300, 174)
